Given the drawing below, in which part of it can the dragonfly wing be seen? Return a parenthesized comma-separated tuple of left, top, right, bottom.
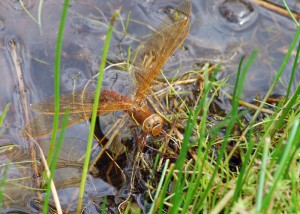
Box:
(31, 90, 96, 114)
(37, 138, 87, 164)
(20, 112, 92, 138)
(131, 0, 191, 100)
(32, 90, 135, 115)
(22, 90, 135, 138)
(98, 90, 134, 113)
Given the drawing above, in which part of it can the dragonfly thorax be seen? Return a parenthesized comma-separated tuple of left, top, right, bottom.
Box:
(128, 100, 163, 136)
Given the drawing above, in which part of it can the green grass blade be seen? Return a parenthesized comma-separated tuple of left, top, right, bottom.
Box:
(170, 64, 215, 213)
(47, 0, 69, 167)
(270, 39, 300, 136)
(231, 52, 256, 121)
(76, 12, 118, 213)
(244, 27, 300, 136)
(285, 40, 300, 98)
(101, 196, 107, 213)
(261, 120, 300, 211)
(232, 55, 245, 106)
(282, 0, 299, 26)
(181, 64, 213, 213)
(256, 136, 270, 212)
(196, 51, 257, 212)
(42, 110, 69, 214)
(157, 164, 175, 214)
(148, 159, 169, 214)
(0, 163, 9, 212)
(231, 129, 254, 204)
(0, 103, 10, 127)
(290, 152, 299, 212)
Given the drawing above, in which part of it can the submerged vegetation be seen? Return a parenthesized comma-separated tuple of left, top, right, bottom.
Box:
(0, 0, 299, 213)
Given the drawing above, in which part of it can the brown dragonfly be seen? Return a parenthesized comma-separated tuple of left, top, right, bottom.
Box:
(21, 0, 191, 138)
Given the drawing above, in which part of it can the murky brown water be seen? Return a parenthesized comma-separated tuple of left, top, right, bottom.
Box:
(0, 0, 299, 213)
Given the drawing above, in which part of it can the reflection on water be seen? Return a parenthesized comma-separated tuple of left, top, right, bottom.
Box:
(0, 137, 116, 212)
(0, 142, 35, 212)
(0, 0, 298, 212)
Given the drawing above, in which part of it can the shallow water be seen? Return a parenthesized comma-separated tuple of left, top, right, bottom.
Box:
(0, 0, 299, 212)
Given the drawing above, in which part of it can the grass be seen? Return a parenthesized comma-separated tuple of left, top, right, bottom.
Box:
(42, 0, 70, 213)
(1, 0, 299, 213)
(147, 56, 299, 213)
(47, 9, 300, 213)
(0, 163, 9, 211)
(38, 0, 117, 212)
(0, 103, 10, 127)
(76, 9, 118, 214)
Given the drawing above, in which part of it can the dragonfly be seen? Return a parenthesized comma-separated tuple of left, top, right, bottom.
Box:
(21, 0, 192, 138)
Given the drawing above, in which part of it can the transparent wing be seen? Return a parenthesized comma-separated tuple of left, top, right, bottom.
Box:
(21, 90, 135, 138)
(131, 0, 191, 101)
(32, 89, 134, 114)
(21, 113, 92, 138)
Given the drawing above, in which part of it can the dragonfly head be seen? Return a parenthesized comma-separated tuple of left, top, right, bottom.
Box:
(142, 114, 163, 136)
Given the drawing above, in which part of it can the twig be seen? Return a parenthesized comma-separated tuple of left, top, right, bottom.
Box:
(222, 90, 275, 115)
(32, 137, 63, 214)
(251, 0, 300, 21)
(9, 40, 31, 128)
(8, 40, 42, 199)
(10, 39, 62, 213)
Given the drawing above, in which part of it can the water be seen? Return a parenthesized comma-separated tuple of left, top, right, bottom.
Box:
(0, 0, 299, 212)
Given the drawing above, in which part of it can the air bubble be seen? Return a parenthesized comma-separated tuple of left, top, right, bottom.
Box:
(217, 0, 258, 31)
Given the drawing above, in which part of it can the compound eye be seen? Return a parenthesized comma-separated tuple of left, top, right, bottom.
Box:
(142, 114, 163, 136)
(153, 115, 162, 124)
(143, 119, 152, 133)
(151, 115, 163, 136)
